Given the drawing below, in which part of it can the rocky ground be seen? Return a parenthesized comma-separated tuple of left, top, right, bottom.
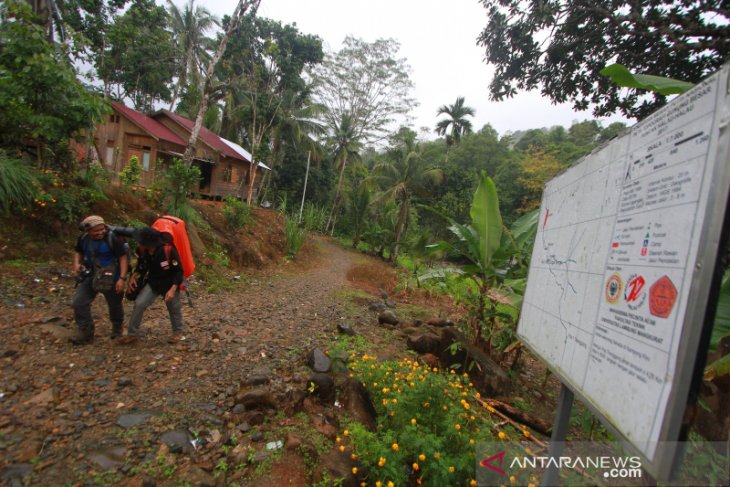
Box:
(0, 236, 457, 487)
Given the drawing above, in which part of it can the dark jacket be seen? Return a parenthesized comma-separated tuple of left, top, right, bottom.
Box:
(136, 244, 184, 295)
(75, 232, 126, 279)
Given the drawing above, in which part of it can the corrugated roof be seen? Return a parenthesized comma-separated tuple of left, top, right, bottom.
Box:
(154, 109, 248, 162)
(111, 102, 186, 146)
(220, 138, 269, 170)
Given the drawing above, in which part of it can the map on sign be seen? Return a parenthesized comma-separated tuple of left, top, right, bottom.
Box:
(518, 64, 730, 474)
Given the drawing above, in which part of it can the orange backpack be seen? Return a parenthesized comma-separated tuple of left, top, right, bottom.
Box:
(151, 216, 195, 282)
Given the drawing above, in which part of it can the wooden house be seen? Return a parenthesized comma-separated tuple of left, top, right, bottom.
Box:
(93, 102, 267, 200)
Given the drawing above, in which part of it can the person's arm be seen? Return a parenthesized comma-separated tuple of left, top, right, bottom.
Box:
(115, 253, 128, 293)
(164, 246, 184, 302)
(73, 252, 82, 275)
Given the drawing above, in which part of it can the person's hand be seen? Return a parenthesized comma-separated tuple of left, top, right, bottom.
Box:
(128, 275, 138, 291)
(115, 278, 125, 293)
(164, 288, 176, 303)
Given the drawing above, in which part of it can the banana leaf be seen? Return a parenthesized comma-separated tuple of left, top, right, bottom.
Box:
(600, 64, 695, 95)
(470, 172, 502, 271)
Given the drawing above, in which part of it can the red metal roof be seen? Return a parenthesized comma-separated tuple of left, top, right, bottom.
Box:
(110, 102, 186, 146)
(153, 109, 247, 162)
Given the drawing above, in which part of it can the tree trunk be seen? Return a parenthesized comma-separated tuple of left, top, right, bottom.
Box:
(391, 197, 409, 264)
(325, 152, 348, 234)
(183, 0, 261, 165)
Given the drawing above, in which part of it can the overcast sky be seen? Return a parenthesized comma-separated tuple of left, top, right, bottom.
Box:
(203, 0, 632, 137)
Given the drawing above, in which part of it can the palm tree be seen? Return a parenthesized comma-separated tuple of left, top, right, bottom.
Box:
(325, 112, 360, 234)
(435, 96, 475, 158)
(166, 0, 220, 109)
(371, 129, 443, 263)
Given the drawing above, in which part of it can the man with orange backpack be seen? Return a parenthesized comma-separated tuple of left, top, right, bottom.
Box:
(118, 227, 185, 344)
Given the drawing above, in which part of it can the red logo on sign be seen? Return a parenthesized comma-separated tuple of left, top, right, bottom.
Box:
(480, 451, 507, 475)
(650, 276, 677, 318)
(625, 276, 646, 303)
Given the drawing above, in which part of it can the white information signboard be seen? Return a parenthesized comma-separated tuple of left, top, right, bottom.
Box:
(518, 64, 730, 478)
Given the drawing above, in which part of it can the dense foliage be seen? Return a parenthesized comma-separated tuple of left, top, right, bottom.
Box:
(477, 0, 730, 119)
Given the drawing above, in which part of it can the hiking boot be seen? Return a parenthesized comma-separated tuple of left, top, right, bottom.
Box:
(111, 325, 123, 339)
(117, 336, 139, 345)
(70, 333, 93, 345)
(166, 334, 183, 344)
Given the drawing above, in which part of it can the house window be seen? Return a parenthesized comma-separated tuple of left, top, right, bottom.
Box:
(222, 164, 233, 182)
(110, 115, 120, 123)
(142, 152, 151, 171)
(105, 147, 115, 166)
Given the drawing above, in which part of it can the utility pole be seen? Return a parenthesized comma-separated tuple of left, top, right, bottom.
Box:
(298, 151, 311, 223)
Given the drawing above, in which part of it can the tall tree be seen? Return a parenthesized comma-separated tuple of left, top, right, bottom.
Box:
(371, 128, 443, 263)
(435, 96, 475, 148)
(101, 0, 177, 111)
(182, 0, 261, 168)
(166, 0, 220, 109)
(217, 15, 323, 204)
(0, 2, 107, 164)
(310, 36, 417, 232)
(477, 0, 730, 119)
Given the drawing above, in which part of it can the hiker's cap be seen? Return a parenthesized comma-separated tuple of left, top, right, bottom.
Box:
(81, 215, 105, 230)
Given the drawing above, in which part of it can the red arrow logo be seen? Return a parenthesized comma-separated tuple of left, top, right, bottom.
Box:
(480, 451, 507, 475)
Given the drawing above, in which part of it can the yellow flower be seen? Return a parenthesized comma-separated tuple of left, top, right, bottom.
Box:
(390, 411, 395, 416)
(392, 399, 398, 405)
(344, 430, 349, 436)
(339, 445, 345, 452)
(388, 482, 394, 487)
(528, 484, 536, 487)
(418, 454, 426, 461)
(351, 453, 357, 460)
(422, 402, 430, 408)
(376, 482, 382, 487)
(412, 462, 419, 471)
(382, 388, 389, 394)
(471, 481, 478, 486)
(498, 431, 506, 440)
(469, 439, 475, 445)
(336, 437, 341, 443)
(383, 399, 389, 406)
(510, 475, 516, 484)
(523, 430, 530, 438)
(391, 443, 399, 452)
(455, 424, 461, 431)
(449, 466, 455, 473)
(378, 457, 387, 467)
(433, 452, 441, 460)
(351, 467, 358, 475)
(411, 418, 417, 426)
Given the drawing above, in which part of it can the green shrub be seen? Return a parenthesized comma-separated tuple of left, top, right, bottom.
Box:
(301, 203, 328, 233)
(344, 355, 501, 487)
(0, 152, 36, 215)
(164, 159, 201, 224)
(120, 156, 142, 187)
(284, 216, 306, 259)
(223, 196, 253, 230)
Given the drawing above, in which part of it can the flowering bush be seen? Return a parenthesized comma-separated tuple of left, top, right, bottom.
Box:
(343, 354, 497, 486)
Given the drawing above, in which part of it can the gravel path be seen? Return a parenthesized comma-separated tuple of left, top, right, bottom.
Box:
(0, 237, 369, 486)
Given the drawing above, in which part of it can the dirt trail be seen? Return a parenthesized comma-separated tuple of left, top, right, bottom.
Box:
(0, 237, 378, 486)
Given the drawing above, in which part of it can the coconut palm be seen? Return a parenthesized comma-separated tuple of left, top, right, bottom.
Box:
(325, 112, 360, 234)
(435, 96, 475, 154)
(371, 129, 443, 263)
(166, 0, 220, 109)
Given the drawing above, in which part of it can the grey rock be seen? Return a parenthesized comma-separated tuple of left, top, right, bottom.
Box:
(231, 404, 246, 414)
(407, 334, 441, 355)
(93, 379, 111, 387)
(160, 429, 195, 454)
(234, 388, 275, 410)
(117, 377, 133, 387)
(307, 348, 331, 373)
(1, 464, 32, 481)
(88, 445, 127, 470)
(367, 302, 387, 312)
(236, 422, 251, 433)
(308, 373, 335, 403)
(251, 431, 264, 442)
(336, 322, 356, 336)
(117, 410, 160, 429)
(377, 310, 399, 325)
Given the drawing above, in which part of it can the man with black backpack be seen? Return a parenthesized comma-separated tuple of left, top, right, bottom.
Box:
(71, 215, 129, 345)
(118, 227, 185, 345)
